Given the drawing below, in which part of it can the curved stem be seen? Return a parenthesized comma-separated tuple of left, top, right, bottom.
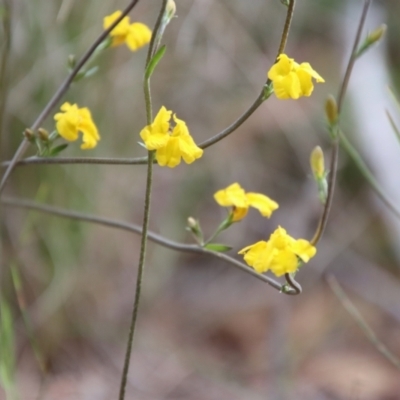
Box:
(199, 91, 264, 149)
(1, 196, 297, 294)
(0, 0, 141, 194)
(310, 0, 371, 246)
(284, 273, 302, 295)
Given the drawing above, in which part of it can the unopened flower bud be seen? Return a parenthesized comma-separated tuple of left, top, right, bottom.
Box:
(187, 217, 197, 229)
(166, 0, 176, 19)
(367, 24, 387, 45)
(310, 146, 325, 180)
(37, 128, 49, 141)
(356, 24, 387, 58)
(325, 95, 338, 125)
(23, 128, 35, 141)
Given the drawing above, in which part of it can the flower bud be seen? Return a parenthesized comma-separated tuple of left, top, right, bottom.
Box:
(325, 95, 338, 125)
(356, 24, 387, 58)
(23, 128, 35, 141)
(310, 146, 325, 180)
(187, 217, 197, 229)
(367, 24, 387, 45)
(37, 128, 49, 141)
(166, 0, 176, 20)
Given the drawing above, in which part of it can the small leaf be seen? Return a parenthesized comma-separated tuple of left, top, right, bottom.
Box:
(204, 243, 232, 252)
(49, 143, 69, 156)
(145, 45, 166, 80)
(83, 66, 99, 79)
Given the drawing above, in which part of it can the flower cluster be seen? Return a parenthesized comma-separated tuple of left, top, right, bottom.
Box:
(140, 106, 203, 168)
(239, 226, 316, 277)
(214, 183, 278, 222)
(103, 11, 151, 52)
(267, 54, 324, 100)
(54, 102, 100, 149)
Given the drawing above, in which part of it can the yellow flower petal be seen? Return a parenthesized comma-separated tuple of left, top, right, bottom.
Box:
(126, 23, 152, 51)
(239, 226, 316, 277)
(232, 207, 248, 222)
(214, 183, 248, 208)
(140, 106, 172, 150)
(54, 102, 100, 149)
(267, 53, 324, 100)
(156, 136, 181, 167)
(238, 241, 274, 273)
(246, 193, 279, 218)
(103, 11, 131, 47)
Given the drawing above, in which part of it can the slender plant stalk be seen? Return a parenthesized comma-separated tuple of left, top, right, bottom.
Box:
(1, 196, 297, 293)
(118, 2, 168, 399)
(327, 275, 400, 370)
(0, 0, 141, 194)
(276, 0, 295, 58)
(311, 0, 371, 246)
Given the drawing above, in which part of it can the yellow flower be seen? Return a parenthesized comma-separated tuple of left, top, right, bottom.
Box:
(267, 54, 325, 100)
(239, 226, 316, 277)
(140, 107, 203, 168)
(103, 11, 151, 51)
(54, 102, 100, 149)
(214, 183, 279, 222)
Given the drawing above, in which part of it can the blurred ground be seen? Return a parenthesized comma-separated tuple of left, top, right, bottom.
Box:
(1, 0, 400, 399)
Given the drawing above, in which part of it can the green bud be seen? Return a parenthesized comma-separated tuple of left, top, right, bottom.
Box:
(37, 128, 49, 141)
(325, 95, 338, 126)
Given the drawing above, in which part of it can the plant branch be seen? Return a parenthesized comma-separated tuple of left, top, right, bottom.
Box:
(118, 1, 167, 399)
(311, 0, 371, 246)
(1, 196, 295, 294)
(0, 0, 141, 194)
(276, 0, 295, 58)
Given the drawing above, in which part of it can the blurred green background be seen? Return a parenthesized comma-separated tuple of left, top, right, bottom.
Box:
(1, 0, 400, 399)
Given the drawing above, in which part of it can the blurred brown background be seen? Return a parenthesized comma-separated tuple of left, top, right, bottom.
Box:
(2, 0, 400, 399)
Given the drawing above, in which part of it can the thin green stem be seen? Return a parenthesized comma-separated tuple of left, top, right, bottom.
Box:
(1, 196, 297, 294)
(327, 275, 400, 370)
(0, 0, 141, 194)
(118, 151, 155, 400)
(145, 0, 168, 66)
(310, 0, 371, 246)
(119, 2, 168, 399)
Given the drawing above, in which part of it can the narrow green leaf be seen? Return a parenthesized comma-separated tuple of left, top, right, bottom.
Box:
(83, 66, 99, 79)
(204, 243, 232, 252)
(145, 45, 166, 80)
(49, 143, 69, 156)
